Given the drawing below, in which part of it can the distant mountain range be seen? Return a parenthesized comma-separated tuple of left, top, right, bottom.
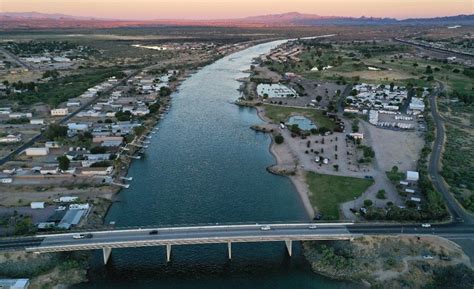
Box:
(1, 11, 473, 29)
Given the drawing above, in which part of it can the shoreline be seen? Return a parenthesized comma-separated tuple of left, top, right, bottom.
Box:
(253, 105, 316, 220)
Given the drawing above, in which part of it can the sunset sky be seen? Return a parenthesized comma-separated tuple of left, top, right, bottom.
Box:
(2, 0, 473, 20)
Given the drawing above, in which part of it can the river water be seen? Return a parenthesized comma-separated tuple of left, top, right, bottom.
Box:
(74, 40, 357, 289)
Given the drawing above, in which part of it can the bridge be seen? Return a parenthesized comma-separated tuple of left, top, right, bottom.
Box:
(1, 222, 473, 264)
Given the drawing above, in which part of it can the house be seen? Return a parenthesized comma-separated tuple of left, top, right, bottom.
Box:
(30, 202, 46, 209)
(45, 141, 61, 148)
(51, 108, 69, 116)
(0, 107, 12, 114)
(92, 136, 123, 147)
(77, 166, 113, 176)
(39, 167, 59, 175)
(58, 209, 87, 229)
(69, 203, 90, 210)
(85, 153, 111, 161)
(0, 279, 30, 289)
(0, 178, 13, 183)
(66, 101, 81, 107)
(0, 134, 22, 144)
(25, 147, 49, 156)
(54, 196, 79, 203)
(67, 123, 89, 135)
(30, 119, 44, 125)
(9, 112, 32, 119)
(406, 171, 419, 182)
(348, 133, 364, 140)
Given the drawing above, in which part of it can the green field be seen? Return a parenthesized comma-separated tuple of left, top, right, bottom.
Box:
(263, 104, 336, 130)
(306, 172, 374, 220)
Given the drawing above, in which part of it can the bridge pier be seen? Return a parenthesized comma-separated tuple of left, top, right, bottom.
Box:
(285, 240, 292, 257)
(227, 241, 232, 260)
(166, 244, 172, 263)
(103, 247, 112, 264)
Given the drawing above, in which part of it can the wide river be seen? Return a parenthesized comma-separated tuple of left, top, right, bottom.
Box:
(74, 40, 357, 289)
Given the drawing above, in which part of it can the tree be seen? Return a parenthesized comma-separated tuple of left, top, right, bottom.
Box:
(376, 190, 386, 199)
(274, 134, 284, 144)
(159, 86, 172, 97)
(389, 82, 395, 92)
(57, 155, 70, 171)
(425, 65, 433, 74)
(316, 95, 322, 102)
(133, 125, 146, 136)
(364, 199, 373, 207)
(45, 124, 67, 140)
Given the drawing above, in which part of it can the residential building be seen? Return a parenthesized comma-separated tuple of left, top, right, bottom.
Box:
(50, 108, 69, 116)
(25, 147, 49, 156)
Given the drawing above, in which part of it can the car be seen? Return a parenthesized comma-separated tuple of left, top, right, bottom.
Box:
(260, 225, 271, 231)
(72, 233, 93, 239)
(421, 223, 431, 228)
(422, 255, 434, 260)
(308, 225, 318, 229)
(149, 230, 158, 235)
(364, 175, 374, 180)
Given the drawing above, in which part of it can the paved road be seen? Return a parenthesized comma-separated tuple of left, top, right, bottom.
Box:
(0, 47, 35, 70)
(33, 224, 352, 251)
(0, 222, 473, 253)
(428, 82, 473, 225)
(394, 38, 474, 60)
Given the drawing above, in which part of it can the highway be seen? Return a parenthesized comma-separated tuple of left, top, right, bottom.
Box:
(30, 223, 354, 253)
(0, 222, 471, 253)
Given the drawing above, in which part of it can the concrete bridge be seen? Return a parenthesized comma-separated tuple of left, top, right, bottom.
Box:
(26, 223, 356, 264)
(1, 221, 472, 264)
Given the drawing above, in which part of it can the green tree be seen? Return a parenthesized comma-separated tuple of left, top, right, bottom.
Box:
(57, 155, 70, 171)
(45, 124, 67, 140)
(274, 134, 284, 144)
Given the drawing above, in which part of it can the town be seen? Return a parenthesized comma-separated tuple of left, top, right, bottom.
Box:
(0, 4, 473, 289)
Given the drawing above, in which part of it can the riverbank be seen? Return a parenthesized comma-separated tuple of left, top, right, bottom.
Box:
(303, 235, 473, 288)
(253, 104, 315, 219)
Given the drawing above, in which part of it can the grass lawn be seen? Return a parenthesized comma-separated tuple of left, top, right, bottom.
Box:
(263, 104, 336, 130)
(306, 172, 374, 220)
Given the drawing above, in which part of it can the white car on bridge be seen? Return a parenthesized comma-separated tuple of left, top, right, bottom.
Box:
(260, 225, 271, 231)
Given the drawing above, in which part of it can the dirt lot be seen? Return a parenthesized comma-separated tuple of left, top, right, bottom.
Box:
(361, 120, 424, 172)
(0, 185, 115, 207)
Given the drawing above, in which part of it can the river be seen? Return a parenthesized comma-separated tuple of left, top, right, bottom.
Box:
(73, 40, 357, 289)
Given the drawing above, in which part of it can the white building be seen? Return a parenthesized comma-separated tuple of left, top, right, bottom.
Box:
(0, 178, 13, 184)
(409, 97, 425, 111)
(0, 134, 22, 144)
(30, 202, 46, 209)
(9, 112, 32, 119)
(51, 108, 69, 116)
(25, 147, 49, 156)
(30, 119, 44, 125)
(66, 101, 81, 107)
(406, 171, 419, 182)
